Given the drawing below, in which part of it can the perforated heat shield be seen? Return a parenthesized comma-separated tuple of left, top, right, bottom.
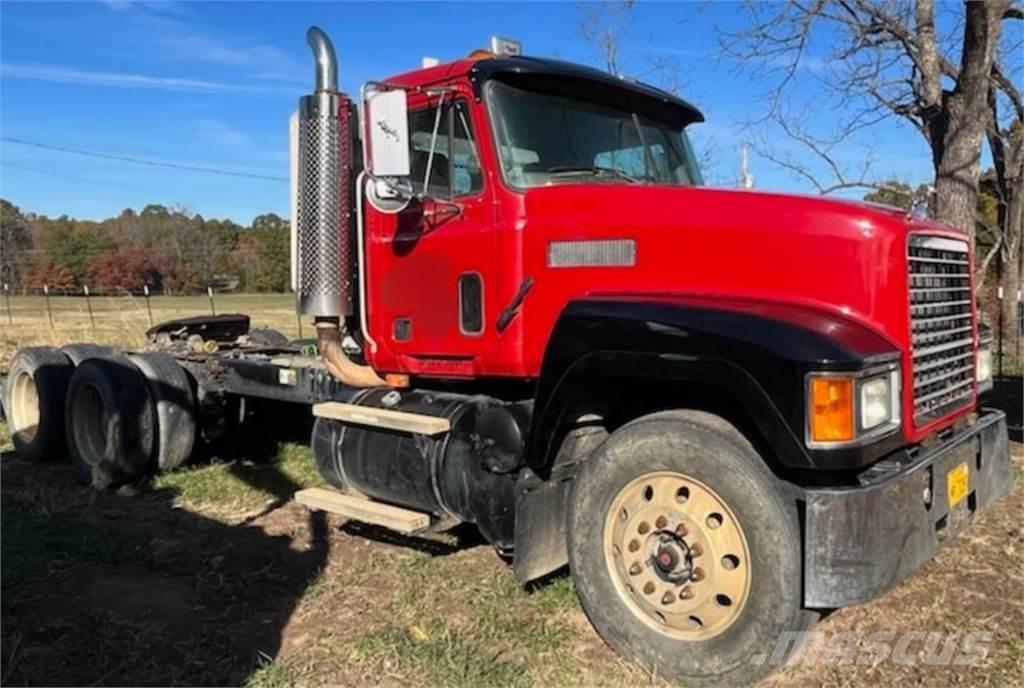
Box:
(296, 91, 353, 317)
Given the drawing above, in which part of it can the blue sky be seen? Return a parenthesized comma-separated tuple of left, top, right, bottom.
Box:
(0, 0, 940, 225)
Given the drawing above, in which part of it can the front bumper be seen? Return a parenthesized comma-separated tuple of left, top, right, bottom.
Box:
(803, 409, 1012, 608)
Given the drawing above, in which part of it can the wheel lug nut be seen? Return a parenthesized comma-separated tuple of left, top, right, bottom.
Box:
(690, 543, 703, 557)
(691, 567, 705, 582)
(661, 592, 675, 605)
(675, 523, 688, 537)
(629, 562, 642, 576)
(628, 539, 640, 552)
(643, 582, 655, 595)
(680, 586, 694, 600)
(655, 515, 668, 529)
(638, 521, 650, 535)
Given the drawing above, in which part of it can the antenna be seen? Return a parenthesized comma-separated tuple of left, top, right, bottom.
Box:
(740, 145, 754, 189)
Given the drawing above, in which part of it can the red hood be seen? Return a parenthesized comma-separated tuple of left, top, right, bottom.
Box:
(519, 183, 925, 346)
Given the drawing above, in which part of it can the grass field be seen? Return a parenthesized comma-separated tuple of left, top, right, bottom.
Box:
(2, 296, 1023, 687)
(0, 293, 301, 367)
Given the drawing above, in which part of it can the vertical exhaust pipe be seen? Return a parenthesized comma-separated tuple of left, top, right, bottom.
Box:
(296, 26, 384, 388)
(296, 26, 348, 319)
(307, 27, 338, 93)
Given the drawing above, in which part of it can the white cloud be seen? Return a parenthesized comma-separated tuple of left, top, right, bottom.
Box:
(192, 118, 248, 146)
(0, 63, 282, 94)
(101, 1, 305, 84)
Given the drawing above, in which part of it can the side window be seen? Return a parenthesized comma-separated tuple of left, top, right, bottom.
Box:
(408, 99, 483, 198)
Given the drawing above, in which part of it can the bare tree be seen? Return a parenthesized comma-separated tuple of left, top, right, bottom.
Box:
(722, 0, 1018, 236)
(722, 0, 1022, 344)
(578, 0, 636, 76)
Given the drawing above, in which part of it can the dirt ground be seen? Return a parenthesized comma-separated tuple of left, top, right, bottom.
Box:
(1, 413, 1021, 687)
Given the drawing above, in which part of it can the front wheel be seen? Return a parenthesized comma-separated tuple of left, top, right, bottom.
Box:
(567, 410, 814, 686)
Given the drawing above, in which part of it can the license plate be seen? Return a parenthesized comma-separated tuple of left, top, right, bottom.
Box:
(947, 462, 969, 507)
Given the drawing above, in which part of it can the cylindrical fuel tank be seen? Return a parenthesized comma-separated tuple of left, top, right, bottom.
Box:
(311, 389, 521, 547)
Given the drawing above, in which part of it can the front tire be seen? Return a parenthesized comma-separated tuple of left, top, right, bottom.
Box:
(567, 410, 812, 686)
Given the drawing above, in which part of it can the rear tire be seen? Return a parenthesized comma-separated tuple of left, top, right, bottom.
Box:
(567, 410, 813, 686)
(3, 347, 74, 461)
(61, 343, 117, 366)
(126, 352, 196, 472)
(64, 357, 156, 488)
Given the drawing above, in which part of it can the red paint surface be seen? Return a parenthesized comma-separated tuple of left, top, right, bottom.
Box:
(361, 64, 976, 443)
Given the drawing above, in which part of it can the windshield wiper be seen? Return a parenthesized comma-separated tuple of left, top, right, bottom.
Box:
(546, 165, 641, 183)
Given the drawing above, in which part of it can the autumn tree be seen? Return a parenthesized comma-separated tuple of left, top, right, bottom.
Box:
(36, 215, 112, 284)
(0, 199, 32, 289)
(85, 246, 169, 292)
(22, 259, 75, 291)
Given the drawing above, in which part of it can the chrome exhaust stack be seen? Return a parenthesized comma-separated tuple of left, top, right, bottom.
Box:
(296, 26, 351, 319)
(296, 26, 384, 387)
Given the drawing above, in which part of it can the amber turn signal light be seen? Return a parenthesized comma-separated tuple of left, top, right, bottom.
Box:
(809, 376, 854, 443)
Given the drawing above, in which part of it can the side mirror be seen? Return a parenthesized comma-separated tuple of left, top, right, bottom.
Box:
(364, 89, 410, 178)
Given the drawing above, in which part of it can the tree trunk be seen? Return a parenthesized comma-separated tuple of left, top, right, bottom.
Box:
(997, 174, 1023, 361)
(928, 0, 1008, 238)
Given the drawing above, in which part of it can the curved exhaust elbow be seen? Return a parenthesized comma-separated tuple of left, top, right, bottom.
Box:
(316, 320, 386, 388)
(306, 26, 338, 93)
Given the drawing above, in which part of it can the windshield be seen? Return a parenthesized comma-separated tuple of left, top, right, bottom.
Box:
(485, 78, 703, 189)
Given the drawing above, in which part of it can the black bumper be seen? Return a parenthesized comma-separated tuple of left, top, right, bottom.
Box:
(803, 409, 1012, 608)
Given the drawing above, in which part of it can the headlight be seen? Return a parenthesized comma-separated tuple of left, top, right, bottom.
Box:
(976, 335, 993, 393)
(860, 376, 892, 430)
(806, 367, 900, 447)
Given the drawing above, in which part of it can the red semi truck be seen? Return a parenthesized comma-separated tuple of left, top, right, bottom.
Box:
(2, 27, 1013, 685)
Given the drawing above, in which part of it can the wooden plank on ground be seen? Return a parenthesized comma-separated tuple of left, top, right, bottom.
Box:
(295, 487, 430, 533)
(312, 401, 451, 435)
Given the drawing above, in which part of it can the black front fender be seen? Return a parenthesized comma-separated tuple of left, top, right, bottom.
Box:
(528, 295, 903, 474)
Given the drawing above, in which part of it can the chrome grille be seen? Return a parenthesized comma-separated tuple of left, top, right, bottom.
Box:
(908, 235, 974, 425)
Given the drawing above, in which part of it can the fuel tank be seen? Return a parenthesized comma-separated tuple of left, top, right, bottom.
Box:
(311, 389, 528, 547)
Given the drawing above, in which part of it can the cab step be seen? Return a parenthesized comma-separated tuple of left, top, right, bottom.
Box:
(312, 401, 451, 436)
(294, 486, 431, 534)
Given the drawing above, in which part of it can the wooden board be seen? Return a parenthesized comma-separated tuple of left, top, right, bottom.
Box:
(295, 487, 430, 534)
(312, 401, 451, 435)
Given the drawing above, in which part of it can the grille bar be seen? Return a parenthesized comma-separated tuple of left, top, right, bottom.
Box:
(908, 235, 975, 425)
(913, 363, 974, 389)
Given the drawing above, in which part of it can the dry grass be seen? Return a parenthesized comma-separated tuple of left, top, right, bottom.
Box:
(0, 292, 301, 367)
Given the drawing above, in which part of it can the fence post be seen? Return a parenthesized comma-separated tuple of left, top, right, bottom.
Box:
(143, 284, 154, 327)
(1017, 289, 1022, 367)
(84, 285, 96, 334)
(297, 313, 303, 339)
(207, 285, 216, 316)
(997, 285, 1004, 378)
(3, 283, 11, 326)
(43, 285, 54, 329)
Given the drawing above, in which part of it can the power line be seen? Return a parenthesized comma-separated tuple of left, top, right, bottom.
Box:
(0, 160, 287, 216)
(1, 136, 288, 182)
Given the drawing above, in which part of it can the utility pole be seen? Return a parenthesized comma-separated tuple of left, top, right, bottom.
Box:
(740, 145, 754, 189)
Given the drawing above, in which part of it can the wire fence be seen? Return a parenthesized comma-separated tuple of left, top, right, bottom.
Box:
(0, 285, 303, 353)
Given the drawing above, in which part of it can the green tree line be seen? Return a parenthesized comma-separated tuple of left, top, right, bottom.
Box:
(0, 199, 290, 294)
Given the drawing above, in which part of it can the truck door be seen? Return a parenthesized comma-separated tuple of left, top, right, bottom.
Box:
(364, 90, 498, 376)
